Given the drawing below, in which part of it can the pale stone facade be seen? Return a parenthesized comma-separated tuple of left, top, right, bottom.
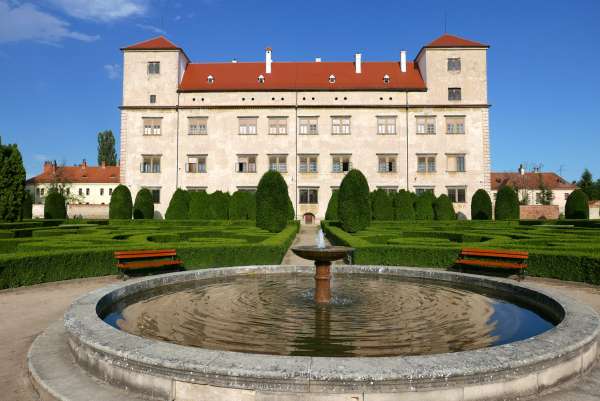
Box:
(120, 35, 491, 220)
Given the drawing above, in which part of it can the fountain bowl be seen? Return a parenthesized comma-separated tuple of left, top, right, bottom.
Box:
(291, 245, 353, 262)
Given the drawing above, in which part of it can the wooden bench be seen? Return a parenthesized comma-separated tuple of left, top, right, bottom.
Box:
(455, 248, 528, 279)
(114, 249, 182, 275)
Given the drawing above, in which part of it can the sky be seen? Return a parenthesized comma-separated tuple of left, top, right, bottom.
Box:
(0, 0, 599, 182)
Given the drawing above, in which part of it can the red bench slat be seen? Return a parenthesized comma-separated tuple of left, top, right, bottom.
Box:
(460, 248, 528, 257)
(459, 250, 528, 260)
(114, 249, 181, 272)
(117, 259, 182, 270)
(455, 259, 527, 270)
(456, 247, 528, 278)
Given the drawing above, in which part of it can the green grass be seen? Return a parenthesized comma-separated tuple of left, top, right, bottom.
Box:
(322, 220, 600, 285)
(0, 219, 299, 289)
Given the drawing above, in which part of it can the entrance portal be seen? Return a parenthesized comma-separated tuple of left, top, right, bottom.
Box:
(303, 213, 315, 225)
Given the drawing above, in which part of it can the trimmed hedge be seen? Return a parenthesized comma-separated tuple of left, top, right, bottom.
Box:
(189, 191, 211, 219)
(44, 190, 67, 219)
(165, 189, 190, 220)
(495, 185, 519, 220)
(325, 190, 339, 220)
(338, 169, 371, 232)
(471, 189, 492, 220)
(109, 185, 132, 219)
(414, 192, 435, 220)
(433, 194, 456, 220)
(371, 189, 394, 221)
(229, 191, 255, 220)
(21, 191, 33, 220)
(133, 188, 154, 219)
(565, 189, 589, 219)
(256, 171, 290, 232)
(208, 191, 230, 220)
(394, 190, 415, 220)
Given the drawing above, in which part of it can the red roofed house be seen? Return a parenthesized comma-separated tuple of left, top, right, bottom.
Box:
(120, 34, 490, 220)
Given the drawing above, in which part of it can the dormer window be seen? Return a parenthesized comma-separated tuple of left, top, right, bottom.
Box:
(329, 74, 336, 84)
(383, 74, 390, 84)
(258, 75, 265, 84)
(207, 75, 214, 84)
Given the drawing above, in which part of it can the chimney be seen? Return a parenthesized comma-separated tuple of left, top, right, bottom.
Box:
(82, 159, 87, 169)
(400, 50, 407, 73)
(315, 57, 321, 63)
(43, 161, 53, 173)
(355, 53, 362, 74)
(101, 161, 106, 169)
(231, 58, 237, 63)
(265, 47, 272, 74)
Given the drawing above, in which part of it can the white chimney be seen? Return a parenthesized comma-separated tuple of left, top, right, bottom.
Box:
(400, 50, 407, 73)
(315, 57, 321, 62)
(231, 58, 237, 63)
(265, 47, 272, 74)
(355, 53, 362, 74)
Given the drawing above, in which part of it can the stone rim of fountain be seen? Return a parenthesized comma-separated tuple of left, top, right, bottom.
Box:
(63, 265, 600, 400)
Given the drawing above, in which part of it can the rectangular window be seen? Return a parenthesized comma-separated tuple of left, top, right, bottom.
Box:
(237, 186, 257, 193)
(535, 192, 542, 205)
(378, 155, 397, 173)
(41, 188, 45, 196)
(268, 154, 287, 173)
(141, 155, 161, 173)
(565, 193, 569, 200)
(109, 188, 113, 196)
(415, 187, 435, 196)
(78, 188, 83, 196)
(299, 117, 318, 135)
(188, 117, 207, 135)
(299, 155, 318, 173)
(448, 58, 461, 72)
(299, 188, 319, 204)
(86, 188, 90, 196)
(148, 188, 160, 204)
(332, 116, 351, 135)
(100, 188, 104, 196)
(186, 155, 207, 173)
(236, 155, 257, 173)
(147, 62, 160, 74)
(447, 154, 466, 172)
(377, 116, 397, 135)
(377, 186, 398, 194)
(268, 117, 288, 135)
(149, 94, 156, 104)
(448, 88, 462, 101)
(416, 116, 436, 134)
(448, 187, 466, 203)
(187, 187, 207, 192)
(143, 117, 162, 136)
(238, 117, 258, 135)
(332, 155, 351, 173)
(446, 116, 465, 134)
(417, 155, 436, 173)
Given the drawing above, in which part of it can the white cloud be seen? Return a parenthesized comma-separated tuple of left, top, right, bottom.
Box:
(104, 63, 121, 79)
(136, 23, 165, 35)
(48, 0, 148, 21)
(0, 1, 99, 44)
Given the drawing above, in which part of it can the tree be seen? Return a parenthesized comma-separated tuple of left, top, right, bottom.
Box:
(538, 175, 554, 206)
(229, 191, 255, 220)
(21, 190, 33, 220)
(577, 169, 600, 200)
(371, 189, 394, 220)
(325, 190, 339, 220)
(433, 194, 456, 220)
(256, 171, 290, 232)
(209, 191, 230, 220)
(0, 140, 26, 222)
(471, 189, 492, 220)
(494, 185, 519, 220)
(394, 190, 415, 220)
(414, 191, 435, 220)
(133, 188, 154, 219)
(565, 189, 589, 219)
(97, 130, 117, 166)
(109, 184, 132, 219)
(165, 188, 190, 220)
(338, 169, 371, 232)
(189, 191, 211, 219)
(44, 189, 66, 219)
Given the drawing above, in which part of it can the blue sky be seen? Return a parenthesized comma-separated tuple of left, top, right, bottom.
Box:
(0, 0, 599, 182)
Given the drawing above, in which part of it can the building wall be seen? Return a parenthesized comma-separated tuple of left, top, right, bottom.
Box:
(491, 188, 573, 214)
(26, 182, 119, 205)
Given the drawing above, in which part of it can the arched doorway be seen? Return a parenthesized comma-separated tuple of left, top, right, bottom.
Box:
(303, 213, 315, 225)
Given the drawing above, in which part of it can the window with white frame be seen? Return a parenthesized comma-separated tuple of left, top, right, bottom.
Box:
(332, 155, 351, 173)
(416, 116, 436, 134)
(143, 187, 161, 204)
(448, 88, 462, 101)
(186, 155, 207, 173)
(377, 116, 396, 135)
(143, 118, 162, 136)
(377, 186, 398, 194)
(415, 187, 435, 196)
(299, 117, 318, 135)
(447, 58, 461, 72)
(447, 187, 466, 203)
(268, 154, 287, 173)
(417, 155, 436, 173)
(299, 155, 318, 173)
(447, 154, 466, 172)
(238, 117, 258, 135)
(187, 187, 207, 192)
(268, 117, 288, 135)
(299, 188, 319, 204)
(446, 116, 465, 134)
(332, 116, 351, 134)
(236, 155, 257, 173)
(147, 62, 160, 74)
(237, 186, 257, 193)
(378, 154, 397, 173)
(141, 155, 161, 173)
(188, 117, 208, 135)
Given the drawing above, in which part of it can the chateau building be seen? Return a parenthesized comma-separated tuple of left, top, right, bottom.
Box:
(120, 33, 491, 221)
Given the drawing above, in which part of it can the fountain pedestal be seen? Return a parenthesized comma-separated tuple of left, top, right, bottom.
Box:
(314, 261, 332, 303)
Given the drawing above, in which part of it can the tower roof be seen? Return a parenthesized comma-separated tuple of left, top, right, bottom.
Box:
(122, 36, 180, 51)
(425, 33, 488, 48)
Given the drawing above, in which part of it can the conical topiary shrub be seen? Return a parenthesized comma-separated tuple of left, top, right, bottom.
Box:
(338, 169, 371, 232)
(565, 189, 589, 219)
(256, 171, 290, 232)
(109, 184, 132, 219)
(471, 189, 492, 220)
(325, 190, 339, 220)
(44, 189, 66, 219)
(21, 190, 33, 220)
(394, 190, 415, 220)
(415, 191, 435, 220)
(208, 191, 230, 220)
(189, 191, 211, 219)
(165, 188, 190, 220)
(229, 191, 255, 220)
(133, 188, 154, 219)
(433, 194, 456, 220)
(494, 185, 519, 220)
(371, 189, 394, 221)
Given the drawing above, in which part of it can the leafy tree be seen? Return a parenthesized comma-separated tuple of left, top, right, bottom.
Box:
(256, 171, 290, 232)
(44, 189, 67, 219)
(471, 189, 492, 220)
(495, 185, 519, 220)
(338, 169, 371, 232)
(371, 189, 394, 220)
(165, 188, 190, 220)
(97, 130, 117, 166)
(0, 140, 26, 221)
(394, 190, 415, 220)
(565, 189, 589, 219)
(21, 190, 33, 220)
(577, 169, 600, 200)
(209, 191, 230, 220)
(325, 190, 339, 220)
(133, 188, 154, 219)
(538, 176, 554, 206)
(433, 194, 456, 220)
(109, 184, 133, 219)
(287, 195, 295, 220)
(414, 191, 435, 220)
(229, 191, 255, 220)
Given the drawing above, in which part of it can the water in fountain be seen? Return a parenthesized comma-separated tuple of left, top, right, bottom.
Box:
(317, 229, 326, 249)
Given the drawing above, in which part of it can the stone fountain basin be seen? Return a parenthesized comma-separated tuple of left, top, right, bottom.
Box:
(291, 245, 353, 262)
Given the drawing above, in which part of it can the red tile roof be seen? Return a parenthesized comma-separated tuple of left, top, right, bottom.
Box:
(491, 172, 576, 191)
(122, 36, 180, 50)
(26, 163, 120, 185)
(179, 61, 425, 92)
(425, 34, 488, 48)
